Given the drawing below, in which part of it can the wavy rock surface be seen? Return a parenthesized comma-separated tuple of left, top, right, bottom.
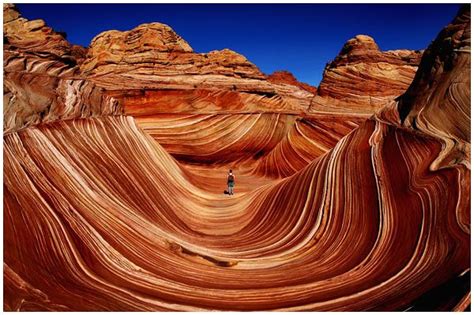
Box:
(396, 6, 471, 170)
(3, 4, 122, 134)
(251, 114, 365, 178)
(132, 112, 367, 179)
(4, 113, 470, 310)
(81, 23, 315, 114)
(3, 4, 471, 312)
(311, 35, 423, 114)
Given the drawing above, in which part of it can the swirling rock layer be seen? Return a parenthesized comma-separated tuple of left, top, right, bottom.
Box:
(3, 3, 471, 312)
(80, 22, 316, 115)
(4, 114, 470, 311)
(311, 35, 423, 114)
(3, 4, 122, 134)
(397, 5, 471, 170)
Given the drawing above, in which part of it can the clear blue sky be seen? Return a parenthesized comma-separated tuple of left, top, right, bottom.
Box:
(16, 3, 462, 86)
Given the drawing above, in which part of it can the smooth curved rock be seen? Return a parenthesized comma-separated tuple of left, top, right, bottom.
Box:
(396, 5, 470, 170)
(3, 4, 122, 134)
(311, 34, 423, 114)
(80, 23, 315, 115)
(3, 4, 470, 312)
(4, 113, 469, 311)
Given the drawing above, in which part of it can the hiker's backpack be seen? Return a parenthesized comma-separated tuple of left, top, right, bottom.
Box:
(228, 174, 235, 182)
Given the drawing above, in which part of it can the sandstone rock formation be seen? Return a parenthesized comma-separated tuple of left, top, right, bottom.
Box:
(81, 24, 255, 78)
(4, 108, 470, 311)
(3, 5, 319, 132)
(3, 3, 470, 312)
(3, 3, 72, 59)
(80, 23, 315, 114)
(267, 70, 317, 94)
(311, 34, 423, 114)
(3, 4, 122, 134)
(397, 6, 470, 170)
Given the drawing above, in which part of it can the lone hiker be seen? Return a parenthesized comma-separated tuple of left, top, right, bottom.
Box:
(227, 169, 235, 195)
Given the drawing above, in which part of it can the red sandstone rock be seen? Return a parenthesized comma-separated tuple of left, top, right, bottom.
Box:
(79, 22, 315, 114)
(2, 3, 471, 312)
(70, 44, 88, 65)
(81, 23, 265, 80)
(267, 70, 317, 94)
(3, 3, 71, 58)
(395, 5, 470, 169)
(311, 34, 423, 114)
(3, 4, 122, 133)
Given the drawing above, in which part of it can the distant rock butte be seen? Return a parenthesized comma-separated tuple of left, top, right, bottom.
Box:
(267, 71, 317, 94)
(4, 4, 421, 133)
(3, 6, 321, 133)
(80, 22, 317, 115)
(82, 23, 261, 79)
(311, 34, 423, 114)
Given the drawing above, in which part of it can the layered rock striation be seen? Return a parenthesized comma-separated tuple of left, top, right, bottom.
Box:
(396, 5, 470, 170)
(3, 5, 319, 132)
(81, 23, 315, 114)
(3, 4, 122, 134)
(3, 3, 470, 312)
(267, 70, 318, 94)
(311, 35, 423, 114)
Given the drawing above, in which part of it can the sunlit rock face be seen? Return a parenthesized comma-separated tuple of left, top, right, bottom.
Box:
(3, 3, 470, 312)
(3, 3, 71, 57)
(311, 34, 423, 114)
(267, 70, 318, 94)
(396, 6, 471, 170)
(80, 22, 316, 114)
(3, 4, 122, 134)
(70, 15, 354, 169)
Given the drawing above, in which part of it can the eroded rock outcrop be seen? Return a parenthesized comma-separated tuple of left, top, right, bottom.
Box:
(4, 7, 320, 132)
(311, 35, 423, 114)
(3, 4, 470, 311)
(81, 24, 259, 79)
(267, 70, 317, 94)
(4, 3, 72, 60)
(79, 22, 315, 114)
(396, 5, 470, 170)
(3, 4, 122, 134)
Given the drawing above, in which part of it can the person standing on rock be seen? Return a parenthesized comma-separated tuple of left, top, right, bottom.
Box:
(227, 170, 235, 195)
